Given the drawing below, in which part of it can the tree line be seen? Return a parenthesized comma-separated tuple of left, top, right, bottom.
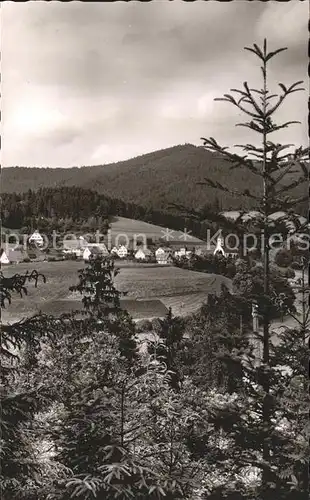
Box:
(1, 186, 218, 239)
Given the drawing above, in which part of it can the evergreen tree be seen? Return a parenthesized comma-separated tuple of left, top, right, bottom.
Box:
(43, 329, 214, 499)
(69, 255, 137, 362)
(148, 307, 186, 390)
(188, 40, 308, 498)
(184, 286, 251, 394)
(0, 270, 57, 500)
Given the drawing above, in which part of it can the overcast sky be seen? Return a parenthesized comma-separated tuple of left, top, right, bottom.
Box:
(2, 1, 308, 168)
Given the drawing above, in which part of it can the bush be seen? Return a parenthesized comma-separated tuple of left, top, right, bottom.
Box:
(23, 258, 30, 263)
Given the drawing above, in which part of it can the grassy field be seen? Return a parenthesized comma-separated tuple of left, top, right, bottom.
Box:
(1, 260, 231, 322)
(109, 216, 203, 244)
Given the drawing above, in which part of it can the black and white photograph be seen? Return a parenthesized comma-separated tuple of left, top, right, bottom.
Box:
(1, 1, 309, 498)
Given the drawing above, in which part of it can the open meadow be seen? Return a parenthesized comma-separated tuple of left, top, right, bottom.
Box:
(109, 216, 203, 244)
(1, 260, 232, 322)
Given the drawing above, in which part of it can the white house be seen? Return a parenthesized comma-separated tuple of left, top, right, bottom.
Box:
(155, 247, 171, 257)
(134, 248, 152, 261)
(110, 245, 128, 259)
(0, 249, 10, 264)
(117, 245, 128, 259)
(63, 236, 87, 257)
(174, 247, 192, 259)
(29, 230, 44, 247)
(83, 243, 109, 261)
(83, 247, 92, 261)
(155, 247, 173, 265)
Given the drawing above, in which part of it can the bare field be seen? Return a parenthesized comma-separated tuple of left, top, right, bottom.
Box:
(1, 260, 231, 323)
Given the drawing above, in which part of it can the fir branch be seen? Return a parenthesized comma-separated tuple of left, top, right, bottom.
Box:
(266, 81, 305, 117)
(274, 177, 307, 197)
(201, 137, 261, 175)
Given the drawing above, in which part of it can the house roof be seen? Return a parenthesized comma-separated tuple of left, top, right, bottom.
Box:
(86, 246, 107, 255)
(63, 239, 87, 250)
(87, 243, 108, 251)
(136, 248, 152, 256)
(30, 231, 43, 237)
(156, 246, 173, 253)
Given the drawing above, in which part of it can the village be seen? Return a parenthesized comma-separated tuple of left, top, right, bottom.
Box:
(0, 228, 239, 266)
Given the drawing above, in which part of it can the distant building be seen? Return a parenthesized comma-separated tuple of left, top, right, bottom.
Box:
(155, 247, 173, 265)
(110, 245, 128, 259)
(83, 244, 109, 261)
(83, 247, 93, 261)
(117, 245, 128, 259)
(1, 247, 28, 264)
(63, 236, 87, 257)
(29, 230, 44, 247)
(213, 235, 239, 258)
(134, 248, 153, 261)
(110, 246, 119, 256)
(166, 254, 174, 265)
(0, 249, 10, 264)
(174, 247, 192, 259)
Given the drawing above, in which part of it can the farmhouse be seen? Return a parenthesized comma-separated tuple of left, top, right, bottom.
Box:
(134, 248, 153, 261)
(63, 236, 87, 257)
(118, 245, 128, 258)
(111, 245, 128, 259)
(83, 244, 109, 261)
(155, 247, 174, 265)
(174, 247, 192, 259)
(29, 230, 44, 246)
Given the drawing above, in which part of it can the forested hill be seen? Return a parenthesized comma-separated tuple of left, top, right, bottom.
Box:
(2, 144, 307, 214)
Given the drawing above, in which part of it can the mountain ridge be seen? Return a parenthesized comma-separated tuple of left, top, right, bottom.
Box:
(2, 144, 307, 214)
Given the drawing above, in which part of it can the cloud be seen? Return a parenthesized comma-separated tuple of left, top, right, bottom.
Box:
(1, 1, 308, 168)
(256, 1, 308, 48)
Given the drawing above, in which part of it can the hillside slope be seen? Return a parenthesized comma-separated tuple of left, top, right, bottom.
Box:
(2, 144, 307, 213)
